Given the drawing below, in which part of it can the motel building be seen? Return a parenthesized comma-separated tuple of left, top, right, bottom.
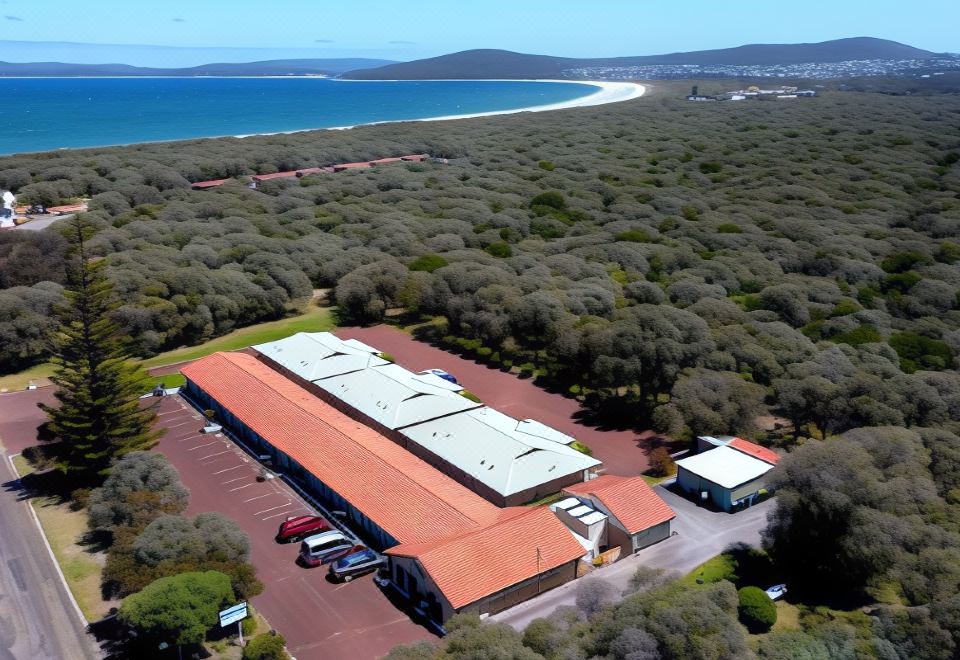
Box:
(180, 335, 676, 627)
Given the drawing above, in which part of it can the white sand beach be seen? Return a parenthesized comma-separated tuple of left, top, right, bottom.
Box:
(236, 80, 645, 138)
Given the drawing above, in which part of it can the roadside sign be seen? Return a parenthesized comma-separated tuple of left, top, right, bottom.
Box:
(219, 602, 248, 627)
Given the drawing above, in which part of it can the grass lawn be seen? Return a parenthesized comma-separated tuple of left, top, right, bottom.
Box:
(0, 305, 335, 392)
(680, 553, 738, 587)
(640, 473, 674, 486)
(772, 600, 801, 631)
(10, 459, 116, 622)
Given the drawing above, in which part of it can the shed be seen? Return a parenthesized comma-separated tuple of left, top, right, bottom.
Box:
(675, 445, 775, 511)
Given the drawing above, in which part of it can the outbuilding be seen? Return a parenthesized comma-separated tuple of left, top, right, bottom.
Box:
(562, 475, 675, 554)
(675, 444, 777, 512)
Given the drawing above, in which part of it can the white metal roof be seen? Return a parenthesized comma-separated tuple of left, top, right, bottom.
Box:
(675, 445, 773, 489)
(254, 332, 387, 382)
(401, 406, 600, 497)
(552, 497, 582, 511)
(313, 362, 480, 430)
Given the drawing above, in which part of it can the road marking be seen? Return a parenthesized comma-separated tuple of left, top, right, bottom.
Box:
(197, 450, 232, 461)
(243, 493, 276, 502)
(228, 483, 256, 492)
(213, 465, 245, 475)
(262, 509, 309, 521)
(222, 476, 248, 484)
(188, 441, 219, 451)
(254, 503, 293, 515)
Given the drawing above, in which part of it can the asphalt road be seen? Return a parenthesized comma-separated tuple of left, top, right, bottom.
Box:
(0, 450, 98, 660)
(15, 214, 72, 232)
(492, 483, 775, 630)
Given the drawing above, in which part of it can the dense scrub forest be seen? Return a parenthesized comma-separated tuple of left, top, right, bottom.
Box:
(2, 88, 960, 655)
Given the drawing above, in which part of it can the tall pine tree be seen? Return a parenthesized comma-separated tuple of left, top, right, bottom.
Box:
(40, 216, 160, 484)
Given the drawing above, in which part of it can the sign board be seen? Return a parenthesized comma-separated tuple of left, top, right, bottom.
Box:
(219, 602, 248, 627)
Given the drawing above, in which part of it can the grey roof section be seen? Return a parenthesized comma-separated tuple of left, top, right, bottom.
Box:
(313, 362, 481, 430)
(675, 445, 773, 489)
(254, 332, 388, 382)
(401, 406, 600, 497)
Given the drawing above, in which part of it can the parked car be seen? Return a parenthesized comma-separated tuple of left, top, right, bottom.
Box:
(329, 549, 386, 582)
(765, 584, 788, 601)
(299, 531, 360, 567)
(276, 515, 330, 543)
(419, 368, 458, 385)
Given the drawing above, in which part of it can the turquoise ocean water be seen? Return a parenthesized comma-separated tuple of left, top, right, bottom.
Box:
(0, 78, 597, 155)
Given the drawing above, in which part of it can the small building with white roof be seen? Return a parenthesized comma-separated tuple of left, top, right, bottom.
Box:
(401, 406, 601, 506)
(255, 332, 387, 382)
(674, 445, 776, 512)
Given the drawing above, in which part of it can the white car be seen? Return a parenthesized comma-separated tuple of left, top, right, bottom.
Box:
(765, 584, 787, 601)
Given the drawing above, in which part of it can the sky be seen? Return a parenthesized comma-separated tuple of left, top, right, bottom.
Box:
(1, 0, 957, 66)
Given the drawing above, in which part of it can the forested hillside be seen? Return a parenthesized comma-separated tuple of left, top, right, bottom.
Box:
(2, 86, 960, 656)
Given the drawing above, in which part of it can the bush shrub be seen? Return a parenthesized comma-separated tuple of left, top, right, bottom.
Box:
(737, 586, 777, 632)
(647, 447, 676, 477)
(242, 632, 287, 660)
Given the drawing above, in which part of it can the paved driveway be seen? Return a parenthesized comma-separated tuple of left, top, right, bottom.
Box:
(157, 395, 433, 660)
(492, 483, 775, 630)
(338, 326, 657, 474)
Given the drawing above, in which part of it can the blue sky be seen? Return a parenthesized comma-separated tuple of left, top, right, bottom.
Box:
(1, 0, 957, 65)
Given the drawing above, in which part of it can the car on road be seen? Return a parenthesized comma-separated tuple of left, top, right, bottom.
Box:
(299, 531, 360, 567)
(329, 549, 386, 582)
(419, 368, 458, 385)
(276, 515, 330, 543)
(765, 584, 788, 600)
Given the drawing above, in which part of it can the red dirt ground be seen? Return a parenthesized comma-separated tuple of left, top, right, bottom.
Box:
(338, 326, 655, 475)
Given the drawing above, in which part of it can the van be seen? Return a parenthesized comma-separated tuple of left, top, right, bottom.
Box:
(298, 531, 359, 567)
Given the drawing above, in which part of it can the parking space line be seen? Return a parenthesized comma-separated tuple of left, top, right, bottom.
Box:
(198, 450, 232, 461)
(243, 493, 276, 502)
(213, 465, 245, 475)
(255, 503, 294, 516)
(188, 441, 219, 451)
(222, 476, 248, 484)
(228, 483, 256, 492)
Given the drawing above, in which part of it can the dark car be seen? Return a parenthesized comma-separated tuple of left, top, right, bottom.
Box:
(276, 515, 330, 543)
(299, 531, 361, 567)
(328, 548, 386, 582)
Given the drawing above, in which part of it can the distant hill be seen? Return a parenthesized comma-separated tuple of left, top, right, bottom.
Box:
(0, 58, 395, 77)
(342, 38, 937, 79)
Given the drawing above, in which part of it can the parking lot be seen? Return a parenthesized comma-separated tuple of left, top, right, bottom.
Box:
(156, 395, 434, 659)
(338, 325, 655, 475)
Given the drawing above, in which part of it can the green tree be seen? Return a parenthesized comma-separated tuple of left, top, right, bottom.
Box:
(737, 586, 777, 632)
(39, 216, 160, 483)
(242, 632, 288, 660)
(118, 570, 234, 646)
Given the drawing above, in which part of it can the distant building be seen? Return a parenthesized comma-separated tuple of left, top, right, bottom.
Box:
(0, 190, 16, 229)
(686, 85, 716, 101)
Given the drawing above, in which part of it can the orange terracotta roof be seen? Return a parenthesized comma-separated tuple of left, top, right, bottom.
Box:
(181, 352, 499, 545)
(563, 475, 675, 534)
(386, 506, 584, 609)
(728, 437, 780, 465)
(191, 179, 229, 189)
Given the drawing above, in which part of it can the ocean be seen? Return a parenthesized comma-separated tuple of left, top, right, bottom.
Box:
(0, 78, 597, 155)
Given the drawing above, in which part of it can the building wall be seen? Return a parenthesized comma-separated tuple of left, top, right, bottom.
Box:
(676, 466, 732, 511)
(183, 379, 399, 550)
(631, 520, 671, 551)
(606, 524, 633, 555)
(729, 475, 768, 506)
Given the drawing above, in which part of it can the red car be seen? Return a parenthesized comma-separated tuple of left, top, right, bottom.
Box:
(276, 515, 330, 543)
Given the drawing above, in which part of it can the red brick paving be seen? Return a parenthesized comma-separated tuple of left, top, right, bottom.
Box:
(0, 388, 56, 455)
(337, 326, 654, 475)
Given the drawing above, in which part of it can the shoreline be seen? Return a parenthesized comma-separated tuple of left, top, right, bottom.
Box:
(234, 79, 646, 137)
(0, 79, 645, 156)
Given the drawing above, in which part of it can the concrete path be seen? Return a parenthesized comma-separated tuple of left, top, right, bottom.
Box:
(492, 483, 774, 630)
(16, 214, 73, 232)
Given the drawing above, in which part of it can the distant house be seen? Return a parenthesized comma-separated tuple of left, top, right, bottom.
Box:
(562, 475, 675, 555)
(1, 190, 16, 229)
(675, 437, 779, 512)
(191, 179, 229, 190)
